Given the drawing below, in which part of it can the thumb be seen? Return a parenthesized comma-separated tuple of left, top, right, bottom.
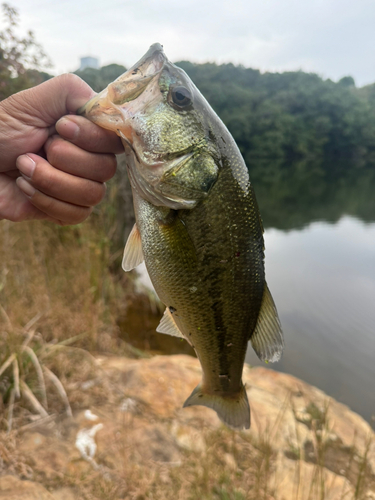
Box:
(1, 73, 95, 128)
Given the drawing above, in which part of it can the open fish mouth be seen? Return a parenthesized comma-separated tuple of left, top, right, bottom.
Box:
(77, 43, 167, 134)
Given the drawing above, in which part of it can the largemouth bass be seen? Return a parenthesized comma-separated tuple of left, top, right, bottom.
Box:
(79, 43, 284, 430)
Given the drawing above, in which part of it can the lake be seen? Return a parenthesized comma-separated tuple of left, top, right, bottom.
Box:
(246, 216, 375, 423)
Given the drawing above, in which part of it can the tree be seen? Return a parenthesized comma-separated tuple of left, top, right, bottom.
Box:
(0, 3, 52, 100)
(338, 76, 355, 87)
(75, 63, 126, 93)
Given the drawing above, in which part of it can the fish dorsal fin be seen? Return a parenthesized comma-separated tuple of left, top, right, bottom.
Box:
(250, 284, 284, 363)
(122, 223, 144, 272)
(156, 308, 185, 339)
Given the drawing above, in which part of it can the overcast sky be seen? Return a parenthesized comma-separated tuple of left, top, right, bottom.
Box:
(4, 0, 375, 87)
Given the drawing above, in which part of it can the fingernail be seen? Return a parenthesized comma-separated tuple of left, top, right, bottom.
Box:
(16, 177, 36, 198)
(16, 154, 35, 180)
(56, 117, 79, 140)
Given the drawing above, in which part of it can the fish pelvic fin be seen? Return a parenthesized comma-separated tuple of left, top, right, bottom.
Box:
(183, 383, 250, 430)
(250, 283, 284, 363)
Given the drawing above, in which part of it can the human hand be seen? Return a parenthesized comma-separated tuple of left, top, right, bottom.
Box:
(0, 74, 124, 224)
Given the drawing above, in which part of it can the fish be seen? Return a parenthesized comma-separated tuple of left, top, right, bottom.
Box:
(79, 43, 284, 430)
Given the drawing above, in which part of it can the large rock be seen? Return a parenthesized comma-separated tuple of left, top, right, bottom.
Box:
(1, 354, 374, 499)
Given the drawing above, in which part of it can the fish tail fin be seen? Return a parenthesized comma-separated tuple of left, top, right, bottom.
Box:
(183, 383, 250, 430)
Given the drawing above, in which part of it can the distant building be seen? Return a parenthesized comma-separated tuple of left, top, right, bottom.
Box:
(79, 56, 99, 71)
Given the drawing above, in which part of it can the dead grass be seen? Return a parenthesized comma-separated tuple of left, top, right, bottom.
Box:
(79, 425, 278, 500)
(0, 194, 141, 429)
(9, 407, 370, 500)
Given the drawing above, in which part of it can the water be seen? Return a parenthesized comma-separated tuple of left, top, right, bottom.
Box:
(246, 216, 375, 422)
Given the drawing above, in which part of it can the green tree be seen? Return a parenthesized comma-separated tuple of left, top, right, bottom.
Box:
(75, 63, 126, 92)
(176, 61, 375, 165)
(0, 3, 52, 100)
(338, 76, 355, 87)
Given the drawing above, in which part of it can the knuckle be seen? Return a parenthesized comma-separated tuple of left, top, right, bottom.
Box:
(36, 167, 55, 193)
(79, 122, 114, 152)
(85, 182, 106, 206)
(84, 124, 107, 150)
(96, 154, 117, 181)
(56, 73, 86, 92)
(68, 207, 92, 225)
(45, 137, 63, 165)
(105, 155, 117, 180)
(34, 193, 55, 213)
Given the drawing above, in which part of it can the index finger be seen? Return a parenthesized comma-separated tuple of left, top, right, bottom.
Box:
(56, 115, 124, 155)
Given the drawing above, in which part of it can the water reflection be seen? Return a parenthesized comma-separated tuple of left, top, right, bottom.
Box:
(250, 158, 375, 230)
(246, 217, 375, 422)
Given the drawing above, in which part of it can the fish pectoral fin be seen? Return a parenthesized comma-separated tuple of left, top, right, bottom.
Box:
(183, 383, 250, 430)
(156, 308, 186, 340)
(158, 154, 219, 205)
(122, 223, 144, 272)
(250, 283, 284, 363)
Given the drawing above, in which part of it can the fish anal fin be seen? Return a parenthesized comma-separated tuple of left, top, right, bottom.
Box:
(250, 283, 284, 363)
(156, 308, 185, 340)
(183, 383, 250, 430)
(122, 223, 144, 272)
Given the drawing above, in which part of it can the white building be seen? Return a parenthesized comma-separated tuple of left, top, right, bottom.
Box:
(79, 56, 99, 71)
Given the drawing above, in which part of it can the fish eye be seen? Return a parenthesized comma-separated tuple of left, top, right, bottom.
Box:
(171, 86, 192, 108)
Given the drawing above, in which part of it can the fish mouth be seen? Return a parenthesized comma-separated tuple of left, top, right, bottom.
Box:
(77, 43, 167, 134)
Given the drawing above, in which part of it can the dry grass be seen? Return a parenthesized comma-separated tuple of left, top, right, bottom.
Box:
(1, 407, 370, 500)
(0, 191, 140, 429)
(52, 426, 277, 500)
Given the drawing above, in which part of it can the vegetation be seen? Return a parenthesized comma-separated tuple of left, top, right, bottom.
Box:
(0, 3, 52, 99)
(177, 61, 375, 164)
(0, 200, 133, 429)
(75, 63, 126, 93)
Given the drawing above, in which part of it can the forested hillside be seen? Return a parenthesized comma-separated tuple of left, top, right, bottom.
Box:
(177, 62, 375, 165)
(76, 61, 375, 166)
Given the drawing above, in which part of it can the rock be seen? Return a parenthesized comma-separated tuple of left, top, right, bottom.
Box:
(17, 431, 79, 482)
(244, 366, 375, 476)
(50, 488, 76, 500)
(272, 456, 354, 500)
(170, 421, 206, 452)
(0, 475, 54, 499)
(1, 354, 374, 499)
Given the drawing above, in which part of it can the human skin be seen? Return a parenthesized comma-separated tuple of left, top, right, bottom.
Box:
(0, 73, 124, 225)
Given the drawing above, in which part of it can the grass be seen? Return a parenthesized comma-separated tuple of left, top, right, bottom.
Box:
(0, 182, 140, 429)
(11, 407, 369, 500)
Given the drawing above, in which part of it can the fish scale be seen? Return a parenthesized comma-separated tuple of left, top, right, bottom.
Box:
(79, 43, 284, 429)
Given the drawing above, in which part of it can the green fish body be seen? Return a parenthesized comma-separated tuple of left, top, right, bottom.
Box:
(79, 43, 284, 429)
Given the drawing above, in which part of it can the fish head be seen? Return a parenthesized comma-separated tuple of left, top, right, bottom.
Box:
(79, 43, 220, 209)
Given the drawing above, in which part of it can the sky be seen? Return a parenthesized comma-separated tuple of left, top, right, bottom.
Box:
(3, 0, 375, 87)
